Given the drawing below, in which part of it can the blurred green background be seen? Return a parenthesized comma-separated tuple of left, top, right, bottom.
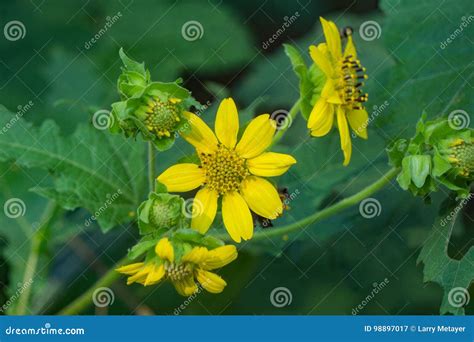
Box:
(0, 0, 472, 315)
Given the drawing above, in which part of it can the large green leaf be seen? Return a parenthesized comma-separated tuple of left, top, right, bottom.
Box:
(0, 105, 147, 231)
(377, 0, 474, 136)
(417, 197, 474, 315)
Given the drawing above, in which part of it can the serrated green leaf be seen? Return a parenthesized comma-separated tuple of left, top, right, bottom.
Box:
(0, 105, 147, 231)
(417, 198, 474, 315)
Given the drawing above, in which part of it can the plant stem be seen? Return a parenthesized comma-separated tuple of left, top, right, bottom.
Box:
(271, 99, 301, 147)
(216, 167, 400, 242)
(147, 142, 156, 192)
(58, 256, 131, 315)
(15, 201, 61, 315)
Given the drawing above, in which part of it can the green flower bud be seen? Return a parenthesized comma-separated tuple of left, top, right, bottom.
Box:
(109, 48, 200, 151)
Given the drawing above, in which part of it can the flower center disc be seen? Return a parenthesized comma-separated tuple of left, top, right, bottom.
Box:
(339, 54, 368, 110)
(165, 262, 191, 281)
(200, 144, 249, 195)
(451, 140, 474, 177)
(145, 99, 180, 137)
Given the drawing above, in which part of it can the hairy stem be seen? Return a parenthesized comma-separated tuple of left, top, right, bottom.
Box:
(58, 256, 130, 315)
(147, 142, 156, 192)
(216, 167, 400, 242)
(15, 201, 62, 315)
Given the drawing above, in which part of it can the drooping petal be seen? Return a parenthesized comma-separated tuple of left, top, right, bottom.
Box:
(116, 263, 145, 275)
(155, 237, 174, 262)
(195, 269, 227, 294)
(173, 275, 198, 296)
(344, 35, 357, 58)
(190, 187, 218, 234)
(309, 44, 333, 76)
(182, 246, 209, 265)
(235, 114, 275, 159)
(157, 163, 205, 192)
(215, 98, 239, 148)
(347, 108, 368, 139)
(126, 263, 153, 285)
(241, 176, 283, 220)
(202, 245, 238, 270)
(144, 264, 165, 286)
(320, 17, 342, 61)
(222, 191, 253, 243)
(336, 106, 352, 166)
(308, 98, 334, 137)
(247, 152, 297, 177)
(181, 111, 218, 154)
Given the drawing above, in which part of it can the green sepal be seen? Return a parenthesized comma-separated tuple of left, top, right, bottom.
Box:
(173, 228, 225, 249)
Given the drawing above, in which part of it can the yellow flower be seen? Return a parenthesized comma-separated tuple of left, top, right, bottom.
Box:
(157, 98, 297, 242)
(308, 17, 369, 166)
(116, 237, 238, 296)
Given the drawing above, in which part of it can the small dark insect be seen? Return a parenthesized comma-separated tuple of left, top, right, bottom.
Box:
(255, 187, 290, 229)
(341, 26, 353, 38)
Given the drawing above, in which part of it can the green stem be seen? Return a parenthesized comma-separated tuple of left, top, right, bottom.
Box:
(15, 201, 61, 315)
(216, 167, 400, 242)
(58, 256, 130, 315)
(147, 142, 156, 192)
(271, 99, 301, 147)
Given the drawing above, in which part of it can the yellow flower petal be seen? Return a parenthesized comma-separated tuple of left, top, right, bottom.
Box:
(126, 263, 153, 285)
(155, 237, 174, 262)
(336, 106, 352, 166)
(202, 245, 238, 270)
(116, 262, 144, 275)
(181, 111, 218, 154)
(320, 17, 342, 61)
(222, 191, 253, 243)
(308, 98, 334, 137)
(144, 264, 165, 286)
(215, 98, 239, 148)
(190, 187, 218, 234)
(309, 44, 333, 76)
(247, 152, 297, 177)
(157, 163, 205, 192)
(235, 114, 275, 159)
(196, 269, 227, 294)
(347, 108, 368, 139)
(182, 246, 209, 265)
(241, 176, 282, 220)
(173, 275, 198, 296)
(344, 35, 357, 58)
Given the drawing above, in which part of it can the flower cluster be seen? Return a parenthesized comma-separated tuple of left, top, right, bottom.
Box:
(387, 115, 473, 199)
